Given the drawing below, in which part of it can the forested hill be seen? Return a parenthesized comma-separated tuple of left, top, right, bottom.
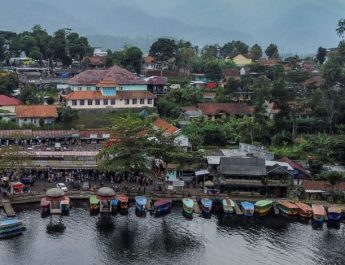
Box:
(0, 0, 344, 53)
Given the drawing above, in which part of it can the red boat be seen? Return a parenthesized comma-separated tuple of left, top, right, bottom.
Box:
(40, 197, 50, 217)
(295, 202, 312, 219)
(154, 199, 172, 217)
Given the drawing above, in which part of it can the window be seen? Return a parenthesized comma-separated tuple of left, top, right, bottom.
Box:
(80, 100, 84, 106)
(95, 99, 100, 105)
(132, 99, 137, 105)
(140, 99, 145, 104)
(78, 86, 82, 91)
(72, 100, 77, 106)
(125, 99, 130, 105)
(88, 100, 93, 105)
(148, 99, 153, 104)
(111, 99, 116, 105)
(103, 99, 108, 105)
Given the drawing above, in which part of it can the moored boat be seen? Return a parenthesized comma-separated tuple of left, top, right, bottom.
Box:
(255, 200, 273, 216)
(111, 199, 119, 214)
(312, 204, 325, 225)
(277, 200, 298, 217)
(89, 195, 100, 215)
(135, 196, 147, 216)
(240, 201, 255, 217)
(295, 202, 312, 219)
(200, 198, 212, 218)
(0, 219, 25, 239)
(327, 207, 342, 222)
(182, 198, 194, 218)
(117, 194, 129, 214)
(41, 197, 51, 217)
(222, 199, 235, 215)
(154, 199, 172, 217)
(60, 196, 70, 216)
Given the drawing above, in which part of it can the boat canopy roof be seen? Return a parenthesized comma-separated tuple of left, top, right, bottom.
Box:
(295, 202, 312, 212)
(183, 198, 194, 208)
(279, 200, 298, 209)
(255, 200, 272, 207)
(154, 199, 172, 207)
(222, 199, 235, 207)
(135, 196, 147, 205)
(327, 207, 341, 214)
(201, 198, 212, 208)
(117, 194, 128, 202)
(241, 201, 254, 210)
(312, 204, 325, 216)
(89, 195, 100, 204)
(0, 219, 23, 226)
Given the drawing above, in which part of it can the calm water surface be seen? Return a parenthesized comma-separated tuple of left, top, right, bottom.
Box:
(0, 201, 344, 265)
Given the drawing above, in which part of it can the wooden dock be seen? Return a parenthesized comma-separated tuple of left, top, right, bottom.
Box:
(234, 202, 243, 216)
(3, 200, 16, 217)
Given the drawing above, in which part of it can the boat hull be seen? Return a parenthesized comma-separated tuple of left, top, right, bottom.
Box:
(154, 200, 172, 217)
(328, 212, 341, 222)
(200, 199, 212, 218)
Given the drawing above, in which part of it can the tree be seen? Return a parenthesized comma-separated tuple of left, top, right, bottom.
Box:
(326, 171, 343, 201)
(19, 84, 41, 104)
(201, 44, 220, 60)
(265, 43, 279, 59)
(57, 107, 79, 123)
(19, 34, 37, 56)
(175, 47, 197, 74)
(28, 46, 42, 61)
(336, 18, 345, 39)
(122, 46, 143, 74)
(0, 36, 5, 61)
(149, 38, 177, 68)
(0, 73, 18, 96)
(46, 96, 55, 105)
(204, 61, 222, 81)
(250, 44, 263, 61)
(220, 41, 249, 58)
(316, 47, 327, 64)
(97, 114, 154, 173)
(31, 25, 50, 58)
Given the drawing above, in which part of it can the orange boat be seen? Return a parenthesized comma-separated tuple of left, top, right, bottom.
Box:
(278, 200, 299, 217)
(312, 204, 325, 225)
(295, 202, 312, 219)
(117, 194, 129, 214)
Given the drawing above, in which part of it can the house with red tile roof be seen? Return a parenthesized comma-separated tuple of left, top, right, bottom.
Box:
(16, 105, 58, 127)
(197, 103, 253, 120)
(0, 95, 22, 121)
(153, 118, 190, 151)
(280, 157, 312, 180)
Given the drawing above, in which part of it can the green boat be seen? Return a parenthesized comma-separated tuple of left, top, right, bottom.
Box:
(255, 200, 273, 216)
(222, 198, 235, 214)
(89, 195, 100, 214)
(182, 198, 194, 218)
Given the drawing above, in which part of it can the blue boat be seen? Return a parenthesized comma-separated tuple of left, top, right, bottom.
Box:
(135, 196, 147, 216)
(154, 199, 172, 217)
(110, 199, 119, 214)
(200, 198, 212, 217)
(327, 207, 342, 222)
(240, 201, 255, 217)
(0, 219, 25, 239)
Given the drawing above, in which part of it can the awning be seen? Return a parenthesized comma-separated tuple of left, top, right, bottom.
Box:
(195, 169, 209, 176)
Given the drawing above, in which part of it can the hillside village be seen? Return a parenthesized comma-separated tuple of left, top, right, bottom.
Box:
(0, 23, 345, 202)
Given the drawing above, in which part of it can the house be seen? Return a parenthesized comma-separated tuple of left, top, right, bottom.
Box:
(67, 65, 147, 92)
(144, 76, 168, 95)
(280, 157, 312, 181)
(225, 54, 252, 66)
(179, 106, 203, 127)
(218, 157, 267, 193)
(65, 90, 155, 110)
(190, 73, 208, 83)
(143, 56, 157, 70)
(16, 105, 58, 127)
(197, 103, 253, 120)
(82, 56, 106, 69)
(153, 118, 191, 151)
(303, 75, 323, 90)
(0, 95, 22, 121)
(93, 48, 108, 57)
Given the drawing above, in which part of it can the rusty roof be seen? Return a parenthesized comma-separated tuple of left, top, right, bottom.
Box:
(0, 95, 22, 106)
(16, 105, 58, 118)
(154, 118, 180, 135)
(198, 103, 253, 116)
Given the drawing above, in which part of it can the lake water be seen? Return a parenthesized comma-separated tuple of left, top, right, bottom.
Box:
(0, 201, 344, 265)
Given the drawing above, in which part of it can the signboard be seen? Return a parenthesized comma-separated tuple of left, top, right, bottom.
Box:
(195, 169, 209, 176)
(102, 133, 110, 139)
(173, 180, 185, 187)
(90, 134, 98, 139)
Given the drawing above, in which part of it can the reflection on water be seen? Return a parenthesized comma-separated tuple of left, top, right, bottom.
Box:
(0, 202, 344, 265)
